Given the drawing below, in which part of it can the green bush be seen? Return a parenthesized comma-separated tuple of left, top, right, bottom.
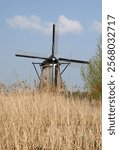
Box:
(81, 37, 102, 99)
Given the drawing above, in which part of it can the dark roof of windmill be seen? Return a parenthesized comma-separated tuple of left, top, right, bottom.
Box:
(41, 55, 59, 66)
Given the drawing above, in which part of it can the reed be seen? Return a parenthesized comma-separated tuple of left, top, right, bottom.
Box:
(0, 89, 101, 150)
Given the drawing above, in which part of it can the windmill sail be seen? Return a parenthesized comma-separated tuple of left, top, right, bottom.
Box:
(52, 24, 55, 57)
(59, 57, 89, 64)
(15, 50, 47, 60)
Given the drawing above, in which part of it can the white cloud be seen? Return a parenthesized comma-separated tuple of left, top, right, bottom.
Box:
(58, 15, 83, 34)
(91, 20, 102, 33)
(6, 15, 83, 35)
(6, 15, 52, 34)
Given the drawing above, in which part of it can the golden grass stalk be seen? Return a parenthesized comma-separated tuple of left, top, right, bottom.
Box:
(0, 90, 101, 150)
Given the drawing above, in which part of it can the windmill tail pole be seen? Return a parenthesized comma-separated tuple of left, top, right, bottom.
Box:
(52, 24, 55, 57)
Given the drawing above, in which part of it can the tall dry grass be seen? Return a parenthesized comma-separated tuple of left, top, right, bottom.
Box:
(0, 89, 101, 150)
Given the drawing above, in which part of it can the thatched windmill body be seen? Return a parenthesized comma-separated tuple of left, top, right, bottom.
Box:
(15, 24, 89, 91)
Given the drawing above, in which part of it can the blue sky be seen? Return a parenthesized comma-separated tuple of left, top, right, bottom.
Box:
(0, 0, 101, 89)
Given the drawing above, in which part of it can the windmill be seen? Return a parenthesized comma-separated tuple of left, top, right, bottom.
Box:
(15, 24, 89, 91)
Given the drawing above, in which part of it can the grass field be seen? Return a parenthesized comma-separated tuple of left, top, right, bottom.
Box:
(0, 88, 101, 150)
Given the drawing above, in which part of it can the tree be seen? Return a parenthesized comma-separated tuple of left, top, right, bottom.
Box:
(81, 37, 102, 98)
